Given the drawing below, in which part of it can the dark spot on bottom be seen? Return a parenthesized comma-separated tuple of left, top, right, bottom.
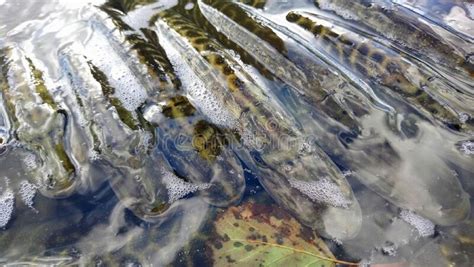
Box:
(234, 242, 243, 247)
(214, 242, 223, 249)
(244, 245, 254, 252)
(222, 234, 230, 242)
(276, 236, 284, 245)
(226, 255, 236, 263)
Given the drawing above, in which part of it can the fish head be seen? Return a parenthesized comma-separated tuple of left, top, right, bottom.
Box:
(243, 140, 363, 240)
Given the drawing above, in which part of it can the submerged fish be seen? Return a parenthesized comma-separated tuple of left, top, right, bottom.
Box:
(94, 6, 246, 207)
(313, 0, 474, 79)
(0, 48, 77, 199)
(155, 8, 362, 240)
(185, 1, 471, 226)
(197, 0, 363, 131)
(60, 49, 170, 221)
(285, 11, 474, 132)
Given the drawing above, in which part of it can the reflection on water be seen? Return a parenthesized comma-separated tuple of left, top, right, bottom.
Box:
(0, 0, 473, 265)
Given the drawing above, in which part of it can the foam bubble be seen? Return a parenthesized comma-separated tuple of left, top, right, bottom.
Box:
(85, 28, 148, 112)
(162, 170, 211, 203)
(400, 210, 435, 237)
(317, 0, 359, 21)
(459, 112, 470, 123)
(381, 243, 397, 256)
(0, 188, 14, 228)
(19, 180, 37, 210)
(460, 141, 474, 155)
(23, 152, 38, 170)
(157, 27, 238, 129)
(289, 178, 350, 208)
(89, 150, 101, 161)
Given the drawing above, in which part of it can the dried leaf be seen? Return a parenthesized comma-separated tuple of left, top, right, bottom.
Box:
(211, 201, 358, 266)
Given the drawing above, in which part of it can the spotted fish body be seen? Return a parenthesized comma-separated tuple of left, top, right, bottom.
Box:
(180, 2, 471, 226)
(314, 0, 474, 78)
(197, 0, 363, 132)
(156, 9, 362, 240)
(0, 48, 78, 198)
(93, 6, 246, 207)
(60, 50, 172, 221)
(286, 12, 472, 132)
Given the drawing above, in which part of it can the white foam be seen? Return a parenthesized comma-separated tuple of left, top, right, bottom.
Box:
(85, 27, 148, 112)
(459, 112, 470, 123)
(400, 210, 435, 237)
(289, 178, 350, 208)
(381, 244, 397, 256)
(89, 150, 101, 161)
(23, 152, 38, 170)
(18, 180, 37, 210)
(162, 170, 211, 203)
(342, 170, 355, 177)
(0, 188, 14, 228)
(317, 0, 359, 21)
(460, 141, 474, 155)
(156, 23, 238, 129)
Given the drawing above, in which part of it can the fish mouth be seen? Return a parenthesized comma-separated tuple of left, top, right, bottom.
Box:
(38, 173, 78, 199)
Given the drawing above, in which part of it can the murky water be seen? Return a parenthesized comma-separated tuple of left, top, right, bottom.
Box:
(0, 0, 473, 266)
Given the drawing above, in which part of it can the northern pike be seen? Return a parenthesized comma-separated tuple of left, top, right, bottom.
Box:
(313, 0, 474, 79)
(155, 9, 362, 240)
(286, 11, 474, 132)
(95, 6, 246, 207)
(0, 48, 78, 198)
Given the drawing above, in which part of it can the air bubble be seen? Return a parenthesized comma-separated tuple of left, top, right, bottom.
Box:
(459, 141, 474, 155)
(400, 210, 434, 237)
(23, 152, 38, 170)
(162, 170, 211, 203)
(0, 187, 14, 228)
(19, 180, 37, 210)
(85, 29, 148, 112)
(289, 178, 350, 208)
(317, 0, 360, 21)
(459, 112, 470, 123)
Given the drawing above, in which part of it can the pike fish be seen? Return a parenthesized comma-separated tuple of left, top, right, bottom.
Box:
(155, 8, 362, 240)
(285, 11, 474, 132)
(0, 48, 77, 199)
(313, 0, 474, 79)
(185, 1, 472, 225)
(95, 6, 246, 207)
